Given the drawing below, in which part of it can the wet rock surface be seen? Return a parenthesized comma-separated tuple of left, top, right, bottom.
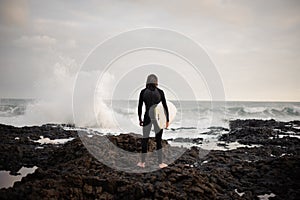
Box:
(167, 137, 204, 145)
(0, 119, 299, 199)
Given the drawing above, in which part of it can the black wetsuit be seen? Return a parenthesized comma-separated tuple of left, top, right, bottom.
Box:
(138, 86, 169, 164)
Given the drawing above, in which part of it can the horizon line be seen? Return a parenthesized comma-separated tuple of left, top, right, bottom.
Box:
(0, 97, 299, 103)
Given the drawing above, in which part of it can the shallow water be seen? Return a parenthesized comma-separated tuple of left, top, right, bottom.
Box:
(0, 166, 38, 189)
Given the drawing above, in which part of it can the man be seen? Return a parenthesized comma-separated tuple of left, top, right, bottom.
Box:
(137, 74, 169, 169)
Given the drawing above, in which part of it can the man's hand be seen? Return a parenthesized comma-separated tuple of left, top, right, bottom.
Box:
(165, 121, 169, 129)
(139, 120, 143, 126)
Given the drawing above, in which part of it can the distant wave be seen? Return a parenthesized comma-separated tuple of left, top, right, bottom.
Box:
(0, 99, 299, 128)
(0, 105, 26, 117)
(1, 103, 299, 119)
(226, 106, 300, 117)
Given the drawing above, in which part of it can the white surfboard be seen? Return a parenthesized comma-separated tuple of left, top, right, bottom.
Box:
(155, 101, 177, 129)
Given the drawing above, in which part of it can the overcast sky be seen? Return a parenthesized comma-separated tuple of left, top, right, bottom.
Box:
(0, 0, 299, 101)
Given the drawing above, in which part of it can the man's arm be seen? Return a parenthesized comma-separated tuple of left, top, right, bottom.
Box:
(138, 90, 144, 123)
(161, 90, 169, 122)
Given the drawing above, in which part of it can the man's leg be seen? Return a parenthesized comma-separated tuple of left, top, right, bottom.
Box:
(155, 129, 163, 164)
(153, 119, 167, 168)
(141, 120, 151, 163)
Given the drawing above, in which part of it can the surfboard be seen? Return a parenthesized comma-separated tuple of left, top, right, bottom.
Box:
(155, 101, 177, 129)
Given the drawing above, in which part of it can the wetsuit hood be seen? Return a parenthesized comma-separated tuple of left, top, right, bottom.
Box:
(146, 74, 158, 85)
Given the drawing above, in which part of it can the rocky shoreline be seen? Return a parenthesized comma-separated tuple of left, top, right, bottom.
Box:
(0, 119, 299, 199)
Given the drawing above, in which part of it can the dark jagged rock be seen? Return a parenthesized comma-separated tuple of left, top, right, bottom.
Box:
(0, 119, 299, 199)
(229, 119, 300, 133)
(220, 119, 300, 146)
(169, 137, 203, 144)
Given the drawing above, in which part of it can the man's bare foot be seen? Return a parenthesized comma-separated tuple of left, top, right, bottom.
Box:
(137, 162, 145, 168)
(159, 163, 168, 168)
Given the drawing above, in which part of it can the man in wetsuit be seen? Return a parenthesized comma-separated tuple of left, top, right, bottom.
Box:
(137, 74, 169, 169)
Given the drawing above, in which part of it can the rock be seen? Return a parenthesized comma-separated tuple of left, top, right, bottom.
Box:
(83, 184, 93, 195)
(0, 120, 299, 199)
(172, 137, 203, 144)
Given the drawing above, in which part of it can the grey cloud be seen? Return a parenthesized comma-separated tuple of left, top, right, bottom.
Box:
(0, 0, 29, 26)
(0, 0, 299, 101)
(14, 35, 57, 48)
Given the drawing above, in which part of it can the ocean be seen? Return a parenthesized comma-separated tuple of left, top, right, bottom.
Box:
(1, 98, 299, 140)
